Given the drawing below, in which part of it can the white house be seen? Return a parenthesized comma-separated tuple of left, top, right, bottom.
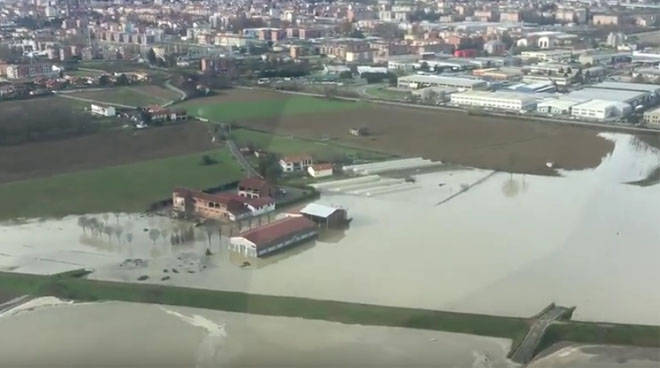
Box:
(279, 154, 313, 173)
(307, 163, 333, 178)
(90, 104, 116, 117)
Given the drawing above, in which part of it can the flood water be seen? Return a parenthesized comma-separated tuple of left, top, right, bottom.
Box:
(0, 300, 515, 368)
(2, 133, 660, 326)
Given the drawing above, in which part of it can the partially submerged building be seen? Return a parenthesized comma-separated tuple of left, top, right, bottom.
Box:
(229, 216, 318, 257)
(172, 188, 275, 221)
(298, 203, 348, 228)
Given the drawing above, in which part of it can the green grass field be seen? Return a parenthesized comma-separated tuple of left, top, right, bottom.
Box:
(184, 95, 366, 122)
(69, 86, 173, 107)
(0, 147, 243, 219)
(364, 86, 411, 101)
(231, 128, 391, 162)
(536, 321, 660, 356)
(0, 270, 531, 347)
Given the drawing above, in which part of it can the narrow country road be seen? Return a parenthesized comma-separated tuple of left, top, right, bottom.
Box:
(162, 80, 187, 107)
(54, 93, 137, 109)
(226, 140, 261, 178)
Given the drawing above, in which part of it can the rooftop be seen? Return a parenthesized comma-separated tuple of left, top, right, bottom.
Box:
(237, 216, 317, 248)
(591, 81, 660, 94)
(567, 88, 648, 103)
(398, 74, 486, 87)
(300, 203, 342, 218)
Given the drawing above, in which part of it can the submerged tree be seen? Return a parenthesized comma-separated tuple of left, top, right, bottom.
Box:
(149, 229, 160, 244)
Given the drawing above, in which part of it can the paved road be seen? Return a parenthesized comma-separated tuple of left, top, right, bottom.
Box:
(54, 92, 137, 109)
(510, 306, 572, 364)
(162, 80, 187, 107)
(226, 140, 261, 178)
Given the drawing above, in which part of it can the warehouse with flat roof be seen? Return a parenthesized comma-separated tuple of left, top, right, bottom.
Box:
(537, 97, 587, 115)
(397, 75, 486, 90)
(570, 99, 631, 120)
(590, 81, 660, 105)
(450, 90, 538, 111)
(567, 88, 649, 107)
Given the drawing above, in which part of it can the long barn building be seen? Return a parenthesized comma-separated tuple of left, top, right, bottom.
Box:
(229, 216, 318, 257)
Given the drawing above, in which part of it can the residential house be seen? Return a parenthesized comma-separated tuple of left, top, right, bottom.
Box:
(279, 154, 313, 172)
(172, 188, 275, 221)
(307, 163, 333, 178)
(238, 177, 275, 199)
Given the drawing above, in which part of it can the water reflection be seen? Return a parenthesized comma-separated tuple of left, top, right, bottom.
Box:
(501, 174, 529, 198)
(228, 239, 317, 269)
(4, 132, 660, 325)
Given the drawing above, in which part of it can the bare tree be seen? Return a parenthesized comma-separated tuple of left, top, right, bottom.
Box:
(149, 229, 160, 244)
(78, 216, 89, 233)
(114, 227, 123, 243)
(103, 225, 114, 241)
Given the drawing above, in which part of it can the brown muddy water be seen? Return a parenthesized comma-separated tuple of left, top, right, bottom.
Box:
(2, 133, 660, 327)
(0, 300, 515, 368)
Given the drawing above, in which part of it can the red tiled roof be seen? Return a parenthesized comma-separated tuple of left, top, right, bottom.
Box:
(281, 153, 312, 163)
(239, 216, 317, 248)
(238, 177, 273, 192)
(173, 188, 273, 212)
(311, 163, 333, 170)
(214, 193, 274, 207)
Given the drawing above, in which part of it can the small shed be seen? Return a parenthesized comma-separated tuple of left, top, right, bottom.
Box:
(299, 203, 348, 228)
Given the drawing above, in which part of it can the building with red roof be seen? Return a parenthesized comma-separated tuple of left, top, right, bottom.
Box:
(172, 188, 275, 221)
(237, 177, 275, 198)
(229, 216, 318, 257)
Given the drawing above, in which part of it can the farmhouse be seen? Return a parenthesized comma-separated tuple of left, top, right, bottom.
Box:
(90, 104, 116, 117)
(169, 109, 188, 121)
(146, 105, 170, 122)
(229, 216, 318, 257)
(238, 177, 275, 198)
(280, 154, 313, 172)
(308, 163, 333, 178)
(172, 188, 275, 221)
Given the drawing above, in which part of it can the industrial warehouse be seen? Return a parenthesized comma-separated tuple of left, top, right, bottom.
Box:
(450, 90, 538, 111)
(397, 74, 486, 91)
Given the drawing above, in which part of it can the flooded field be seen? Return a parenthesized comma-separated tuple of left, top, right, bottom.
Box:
(529, 344, 660, 368)
(2, 133, 660, 326)
(0, 299, 515, 368)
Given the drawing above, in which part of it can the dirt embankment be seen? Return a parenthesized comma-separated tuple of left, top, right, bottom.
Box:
(238, 103, 616, 175)
(0, 122, 216, 183)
